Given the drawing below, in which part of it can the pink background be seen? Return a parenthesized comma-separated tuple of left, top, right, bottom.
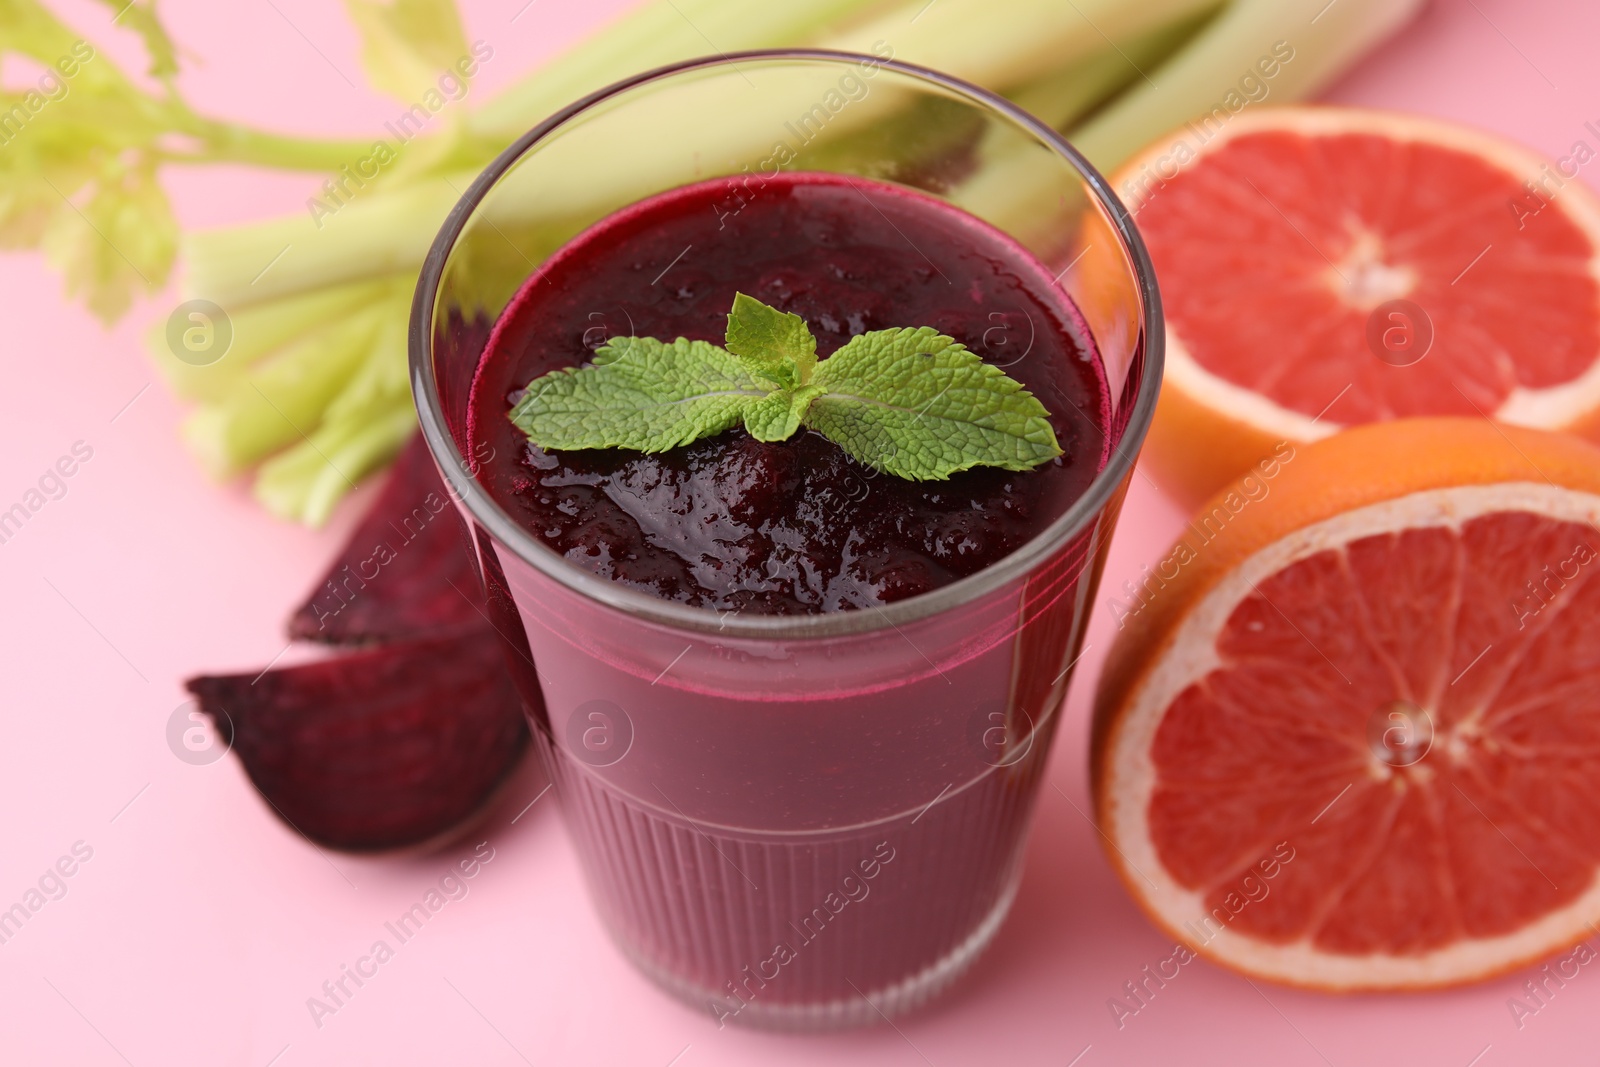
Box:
(1, 0, 1594, 1062)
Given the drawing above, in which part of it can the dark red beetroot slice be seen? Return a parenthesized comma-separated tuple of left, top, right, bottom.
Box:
(289, 433, 485, 644)
(187, 630, 528, 852)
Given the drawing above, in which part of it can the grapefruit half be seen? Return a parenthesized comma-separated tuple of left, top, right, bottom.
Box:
(1093, 418, 1600, 990)
(1115, 106, 1600, 509)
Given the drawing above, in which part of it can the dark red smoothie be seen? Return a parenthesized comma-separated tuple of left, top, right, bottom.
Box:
(468, 173, 1108, 614)
(466, 173, 1111, 1027)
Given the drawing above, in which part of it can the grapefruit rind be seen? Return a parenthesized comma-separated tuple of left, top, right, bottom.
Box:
(1161, 331, 1341, 446)
(1099, 481, 1600, 990)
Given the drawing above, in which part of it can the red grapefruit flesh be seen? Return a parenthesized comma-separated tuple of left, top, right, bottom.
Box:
(1116, 107, 1600, 507)
(1094, 418, 1600, 989)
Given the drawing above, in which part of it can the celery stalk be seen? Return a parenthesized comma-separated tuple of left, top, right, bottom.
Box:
(471, 0, 903, 137)
(148, 278, 395, 403)
(182, 306, 383, 477)
(184, 178, 468, 311)
(1003, 5, 1222, 131)
(319, 293, 412, 427)
(1068, 0, 1427, 169)
(820, 0, 1219, 95)
(254, 396, 417, 526)
(251, 290, 415, 523)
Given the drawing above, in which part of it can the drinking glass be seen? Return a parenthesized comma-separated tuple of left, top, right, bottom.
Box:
(411, 49, 1162, 1030)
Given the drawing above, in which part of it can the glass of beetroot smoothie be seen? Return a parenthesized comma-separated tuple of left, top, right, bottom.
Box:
(411, 51, 1161, 1029)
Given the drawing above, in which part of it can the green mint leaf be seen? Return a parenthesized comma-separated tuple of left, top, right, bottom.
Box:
(725, 292, 816, 387)
(805, 327, 1062, 480)
(743, 384, 828, 442)
(509, 336, 772, 452)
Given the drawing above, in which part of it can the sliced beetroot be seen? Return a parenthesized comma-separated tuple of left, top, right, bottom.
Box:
(187, 630, 528, 852)
(289, 433, 485, 645)
(202, 432, 538, 852)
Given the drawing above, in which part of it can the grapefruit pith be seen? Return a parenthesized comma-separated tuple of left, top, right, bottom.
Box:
(1116, 106, 1600, 508)
(1093, 418, 1600, 990)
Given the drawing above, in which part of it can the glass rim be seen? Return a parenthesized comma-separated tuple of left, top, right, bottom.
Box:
(410, 47, 1165, 641)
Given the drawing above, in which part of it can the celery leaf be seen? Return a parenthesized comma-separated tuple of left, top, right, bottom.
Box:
(42, 163, 177, 324)
(343, 0, 470, 104)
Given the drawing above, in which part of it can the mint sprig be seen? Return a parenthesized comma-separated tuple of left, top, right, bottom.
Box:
(508, 294, 1062, 481)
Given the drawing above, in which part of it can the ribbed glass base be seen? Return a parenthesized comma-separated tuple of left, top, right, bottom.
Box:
(620, 872, 1020, 1031)
(540, 720, 1049, 1031)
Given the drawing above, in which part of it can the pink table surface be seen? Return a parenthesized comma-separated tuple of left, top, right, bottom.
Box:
(1, 1, 1595, 1063)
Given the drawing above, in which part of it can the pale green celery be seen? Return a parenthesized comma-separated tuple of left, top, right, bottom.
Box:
(952, 0, 1426, 239)
(184, 178, 469, 310)
(1067, 0, 1426, 168)
(254, 397, 417, 526)
(182, 307, 383, 477)
(1004, 5, 1223, 131)
(793, 7, 1196, 191)
(792, 5, 1203, 188)
(787, 94, 985, 181)
(343, 0, 470, 105)
(165, 110, 376, 171)
(319, 291, 412, 426)
(948, 6, 1220, 233)
(148, 278, 395, 403)
(252, 291, 414, 523)
(819, 0, 1218, 95)
(469, 0, 900, 137)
